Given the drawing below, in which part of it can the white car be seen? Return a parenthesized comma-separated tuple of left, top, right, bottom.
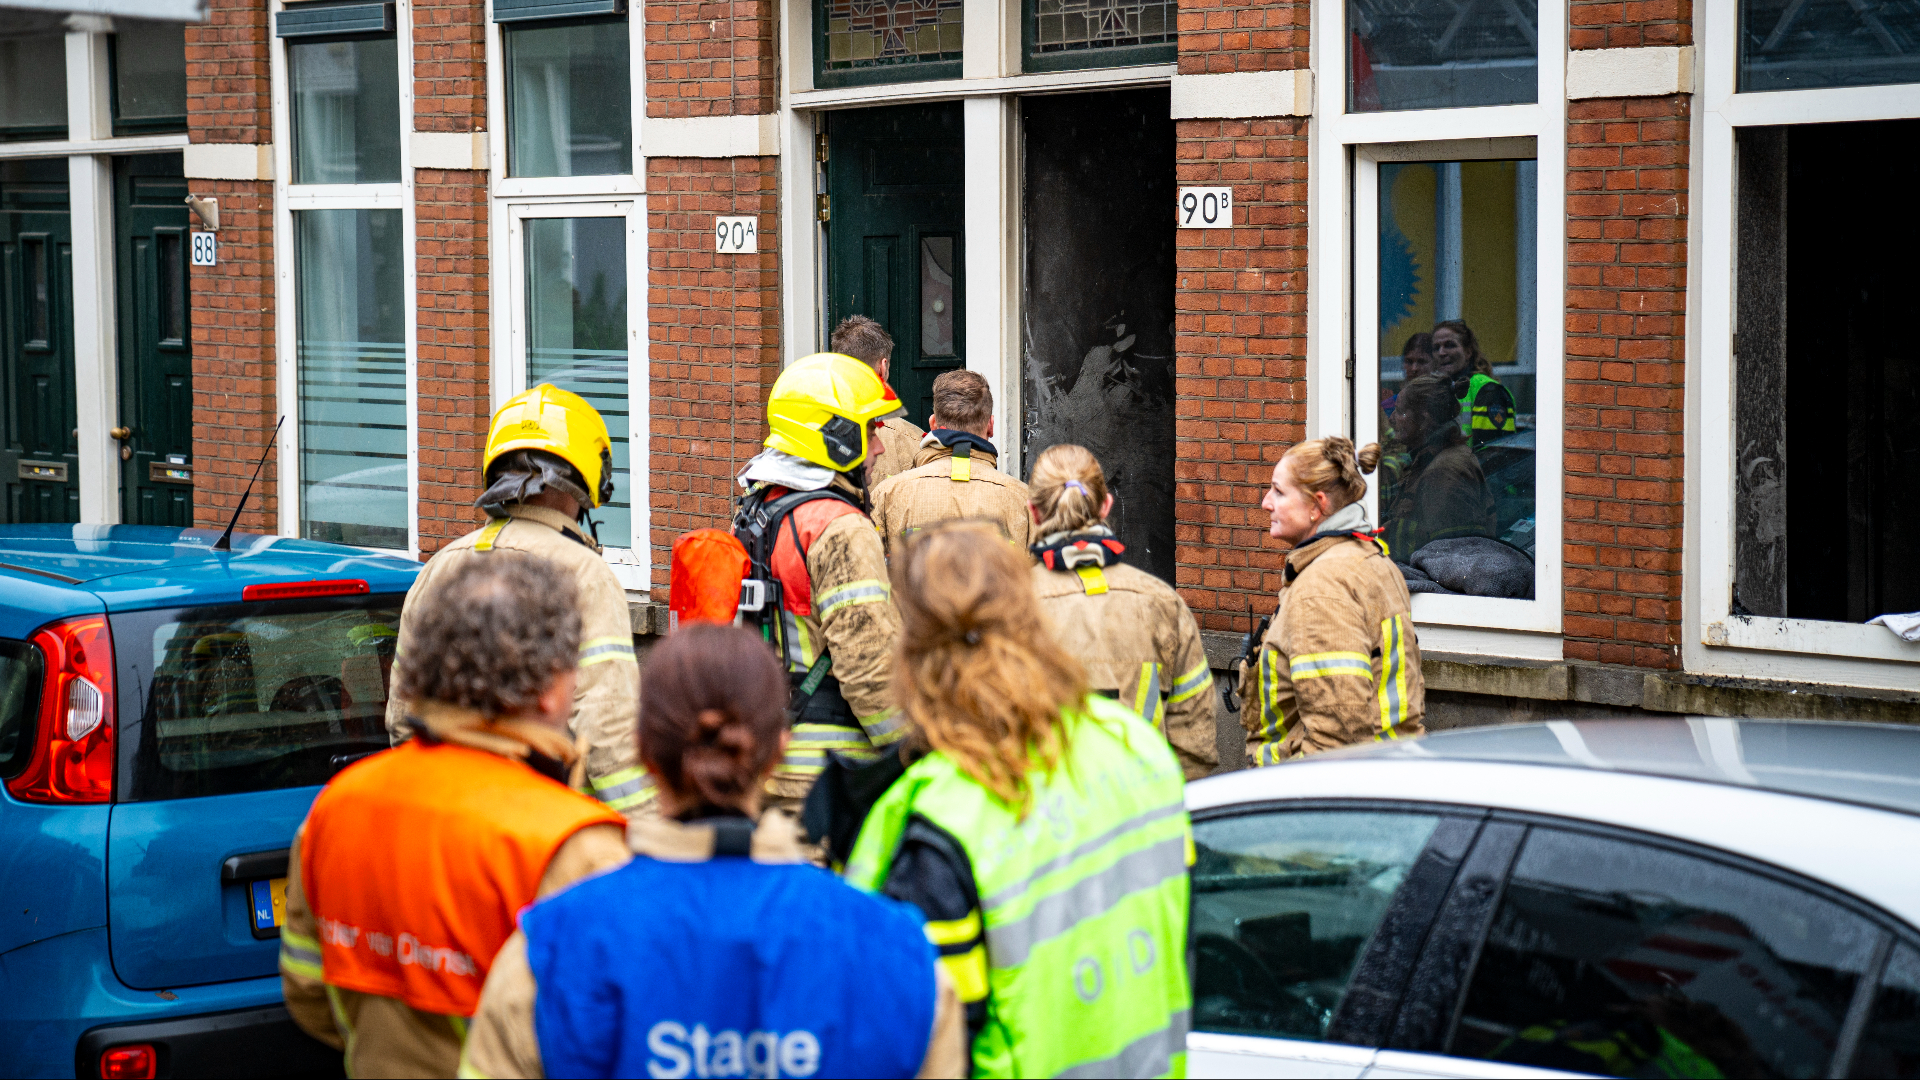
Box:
(1184, 719, 1920, 1079)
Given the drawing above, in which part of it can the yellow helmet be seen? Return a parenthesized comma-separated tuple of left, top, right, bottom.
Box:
(484, 385, 614, 507)
(765, 353, 907, 472)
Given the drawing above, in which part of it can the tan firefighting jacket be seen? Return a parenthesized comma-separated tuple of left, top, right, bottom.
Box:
(459, 812, 968, 1079)
(1030, 550, 1218, 779)
(384, 503, 647, 814)
(869, 438, 1032, 559)
(1241, 531, 1425, 765)
(769, 487, 904, 800)
(281, 706, 631, 1079)
(868, 416, 927, 486)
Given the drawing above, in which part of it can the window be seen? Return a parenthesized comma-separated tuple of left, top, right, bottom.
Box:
(1851, 942, 1920, 1079)
(504, 17, 632, 178)
(0, 35, 68, 142)
(1451, 827, 1885, 1079)
(0, 639, 44, 779)
(295, 208, 407, 550)
(1372, 157, 1537, 594)
(1732, 120, 1920, 625)
(288, 35, 401, 184)
(1347, 0, 1539, 112)
(1192, 809, 1442, 1041)
(1025, 0, 1176, 73)
(815, 0, 963, 88)
(1740, 0, 1920, 92)
(111, 20, 188, 135)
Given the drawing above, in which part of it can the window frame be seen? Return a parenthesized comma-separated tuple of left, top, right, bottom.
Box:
(1308, 0, 1565, 649)
(271, 0, 419, 555)
(1691, 4, 1920, 679)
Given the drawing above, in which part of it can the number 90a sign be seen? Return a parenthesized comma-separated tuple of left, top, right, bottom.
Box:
(1177, 187, 1233, 229)
(716, 216, 758, 253)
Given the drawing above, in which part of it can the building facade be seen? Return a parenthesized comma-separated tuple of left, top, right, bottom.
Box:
(4, 0, 1918, 747)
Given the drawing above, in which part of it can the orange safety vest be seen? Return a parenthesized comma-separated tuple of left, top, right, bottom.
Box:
(300, 739, 624, 1017)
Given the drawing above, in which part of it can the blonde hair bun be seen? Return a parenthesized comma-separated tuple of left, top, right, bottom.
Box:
(1283, 436, 1378, 509)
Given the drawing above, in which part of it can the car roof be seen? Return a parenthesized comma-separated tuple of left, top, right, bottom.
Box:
(0, 524, 419, 611)
(1316, 718, 1920, 820)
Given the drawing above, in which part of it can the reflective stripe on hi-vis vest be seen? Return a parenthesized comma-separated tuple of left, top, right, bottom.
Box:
(845, 696, 1193, 1079)
(301, 740, 624, 1017)
(1459, 372, 1516, 437)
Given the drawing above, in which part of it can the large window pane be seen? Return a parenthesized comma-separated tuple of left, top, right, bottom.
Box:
(817, 0, 962, 88)
(112, 20, 188, 131)
(0, 36, 68, 140)
(505, 19, 632, 178)
(1851, 943, 1920, 1079)
(525, 217, 630, 548)
(296, 209, 406, 550)
(289, 36, 400, 185)
(1741, 0, 1920, 92)
(1377, 158, 1536, 597)
(1348, 0, 1538, 112)
(1192, 810, 1441, 1042)
(1452, 828, 1884, 1080)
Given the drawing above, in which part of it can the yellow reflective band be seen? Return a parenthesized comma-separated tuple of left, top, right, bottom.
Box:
(1377, 614, 1411, 740)
(951, 455, 971, 482)
(472, 517, 509, 552)
(923, 910, 982, 947)
(578, 636, 637, 668)
(1289, 651, 1372, 680)
(325, 985, 360, 1075)
(278, 948, 323, 983)
(1168, 660, 1213, 703)
(448, 1015, 469, 1044)
(456, 1055, 492, 1080)
(1186, 834, 1196, 867)
(816, 579, 889, 619)
(1131, 662, 1159, 720)
(940, 945, 990, 1003)
(1257, 648, 1291, 762)
(1075, 565, 1108, 595)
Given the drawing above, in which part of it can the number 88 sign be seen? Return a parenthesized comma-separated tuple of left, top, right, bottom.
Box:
(1176, 187, 1232, 229)
(715, 216, 758, 253)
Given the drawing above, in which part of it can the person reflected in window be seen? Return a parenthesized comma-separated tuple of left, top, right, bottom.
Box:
(1431, 320, 1517, 450)
(1383, 375, 1496, 561)
(1381, 332, 1433, 417)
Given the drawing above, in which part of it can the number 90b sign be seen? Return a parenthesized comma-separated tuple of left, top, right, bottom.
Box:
(716, 216, 758, 254)
(1176, 187, 1232, 229)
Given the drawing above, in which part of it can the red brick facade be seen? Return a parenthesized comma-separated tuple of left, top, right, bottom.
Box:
(1177, 0, 1308, 74)
(186, 183, 277, 536)
(1568, 0, 1693, 49)
(643, 0, 776, 116)
(185, 0, 270, 145)
(415, 171, 492, 554)
(413, 0, 488, 133)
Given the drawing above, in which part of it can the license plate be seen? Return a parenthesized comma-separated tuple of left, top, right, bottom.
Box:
(249, 877, 288, 935)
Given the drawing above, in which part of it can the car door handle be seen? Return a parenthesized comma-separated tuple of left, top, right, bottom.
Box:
(221, 849, 290, 882)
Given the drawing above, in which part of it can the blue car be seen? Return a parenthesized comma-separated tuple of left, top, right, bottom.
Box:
(0, 525, 419, 1079)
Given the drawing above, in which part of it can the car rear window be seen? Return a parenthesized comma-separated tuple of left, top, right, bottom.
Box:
(114, 597, 402, 801)
(0, 639, 45, 779)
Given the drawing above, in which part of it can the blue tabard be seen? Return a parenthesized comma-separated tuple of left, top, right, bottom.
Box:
(522, 854, 938, 1079)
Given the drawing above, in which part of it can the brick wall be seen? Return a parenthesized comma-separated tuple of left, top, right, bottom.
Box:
(413, 0, 487, 133)
(1177, 0, 1308, 73)
(1563, 94, 1690, 668)
(415, 171, 490, 554)
(1172, 118, 1309, 632)
(1568, 0, 1692, 49)
(185, 0, 270, 144)
(646, 157, 779, 586)
(644, 0, 776, 116)
(188, 182, 277, 534)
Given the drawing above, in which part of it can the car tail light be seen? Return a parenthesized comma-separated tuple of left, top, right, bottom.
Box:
(242, 578, 369, 602)
(5, 617, 115, 804)
(98, 1044, 157, 1080)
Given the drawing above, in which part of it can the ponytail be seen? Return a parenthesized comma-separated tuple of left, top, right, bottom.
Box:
(640, 623, 788, 813)
(1028, 444, 1109, 536)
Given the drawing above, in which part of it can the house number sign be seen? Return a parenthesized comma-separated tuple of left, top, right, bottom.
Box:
(1177, 187, 1232, 229)
(191, 231, 217, 266)
(715, 216, 757, 254)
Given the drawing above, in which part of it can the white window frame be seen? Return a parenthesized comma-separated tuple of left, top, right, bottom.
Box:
(499, 199, 649, 589)
(270, 0, 420, 555)
(1308, 0, 1566, 659)
(1686, 4, 1920, 687)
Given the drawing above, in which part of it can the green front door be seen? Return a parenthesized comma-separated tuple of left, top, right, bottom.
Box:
(825, 103, 964, 430)
(0, 160, 78, 523)
(115, 154, 194, 525)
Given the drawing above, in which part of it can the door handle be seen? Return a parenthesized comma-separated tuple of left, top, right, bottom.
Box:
(109, 427, 132, 440)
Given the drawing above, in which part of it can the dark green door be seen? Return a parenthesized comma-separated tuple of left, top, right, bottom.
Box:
(826, 103, 964, 429)
(0, 160, 78, 523)
(115, 154, 194, 525)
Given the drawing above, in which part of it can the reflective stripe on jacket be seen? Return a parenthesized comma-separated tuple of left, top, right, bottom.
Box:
(869, 440, 1033, 560)
(845, 696, 1193, 1079)
(1458, 372, 1517, 449)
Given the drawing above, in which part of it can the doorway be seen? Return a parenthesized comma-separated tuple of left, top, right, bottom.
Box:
(824, 102, 965, 429)
(115, 153, 194, 526)
(0, 159, 77, 523)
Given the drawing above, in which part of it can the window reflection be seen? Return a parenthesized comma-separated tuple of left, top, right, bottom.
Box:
(289, 36, 401, 185)
(0, 36, 68, 141)
(919, 236, 955, 357)
(112, 20, 188, 132)
(1348, 0, 1538, 112)
(505, 19, 632, 178)
(1741, 0, 1920, 92)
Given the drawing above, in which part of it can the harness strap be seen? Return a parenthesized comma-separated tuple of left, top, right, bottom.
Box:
(1076, 565, 1109, 595)
(950, 443, 972, 482)
(472, 517, 509, 552)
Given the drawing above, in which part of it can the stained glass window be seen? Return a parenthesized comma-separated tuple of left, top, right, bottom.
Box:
(816, 0, 963, 88)
(1027, 0, 1176, 71)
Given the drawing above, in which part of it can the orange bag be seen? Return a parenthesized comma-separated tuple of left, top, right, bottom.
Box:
(669, 528, 750, 628)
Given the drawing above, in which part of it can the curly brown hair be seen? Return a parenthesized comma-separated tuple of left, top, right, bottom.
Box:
(639, 623, 788, 812)
(394, 553, 581, 717)
(892, 521, 1086, 813)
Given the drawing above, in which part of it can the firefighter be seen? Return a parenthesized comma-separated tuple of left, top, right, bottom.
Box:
(845, 522, 1193, 1079)
(734, 352, 906, 807)
(460, 622, 966, 1079)
(870, 369, 1030, 558)
(1026, 444, 1217, 780)
(382, 385, 647, 815)
(280, 554, 631, 1078)
(1242, 436, 1427, 765)
(830, 314, 925, 485)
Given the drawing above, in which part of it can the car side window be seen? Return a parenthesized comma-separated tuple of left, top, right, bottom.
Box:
(1192, 809, 1441, 1042)
(1450, 826, 1884, 1079)
(0, 638, 43, 778)
(1851, 942, 1920, 1079)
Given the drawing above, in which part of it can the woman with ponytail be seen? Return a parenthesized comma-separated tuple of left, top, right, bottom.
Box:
(844, 522, 1193, 1079)
(463, 623, 965, 1079)
(1025, 444, 1216, 779)
(1241, 436, 1426, 765)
